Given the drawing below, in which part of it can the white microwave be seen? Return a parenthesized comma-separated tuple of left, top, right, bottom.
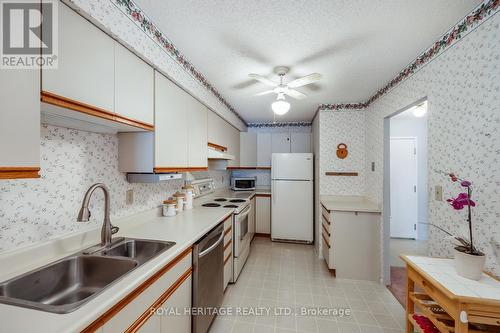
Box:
(231, 177, 256, 191)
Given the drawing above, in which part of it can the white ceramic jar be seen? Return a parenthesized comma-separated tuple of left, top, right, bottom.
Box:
(162, 199, 176, 217)
(182, 185, 194, 210)
(173, 192, 185, 212)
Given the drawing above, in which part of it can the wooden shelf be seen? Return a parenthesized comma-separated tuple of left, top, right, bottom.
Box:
(410, 292, 454, 333)
(325, 172, 358, 176)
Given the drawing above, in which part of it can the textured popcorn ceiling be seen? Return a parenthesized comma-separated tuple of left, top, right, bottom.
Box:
(133, 0, 481, 123)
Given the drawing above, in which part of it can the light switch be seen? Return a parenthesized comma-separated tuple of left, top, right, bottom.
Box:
(126, 189, 134, 205)
(435, 185, 443, 201)
(371, 162, 375, 172)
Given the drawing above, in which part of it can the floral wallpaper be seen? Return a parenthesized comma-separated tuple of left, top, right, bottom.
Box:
(364, 12, 500, 276)
(319, 110, 366, 196)
(0, 125, 183, 252)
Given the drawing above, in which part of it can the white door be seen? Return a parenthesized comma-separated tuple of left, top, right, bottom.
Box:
(390, 138, 417, 239)
(272, 153, 313, 180)
(271, 180, 313, 242)
(271, 133, 291, 153)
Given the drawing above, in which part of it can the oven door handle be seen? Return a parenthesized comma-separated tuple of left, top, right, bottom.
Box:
(199, 231, 224, 258)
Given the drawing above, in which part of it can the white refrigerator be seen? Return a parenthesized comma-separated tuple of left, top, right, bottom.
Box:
(271, 153, 314, 243)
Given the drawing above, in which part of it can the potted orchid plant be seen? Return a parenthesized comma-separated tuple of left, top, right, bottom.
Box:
(431, 171, 485, 280)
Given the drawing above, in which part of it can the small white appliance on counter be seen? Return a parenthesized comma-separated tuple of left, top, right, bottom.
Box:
(271, 153, 313, 243)
(231, 177, 256, 191)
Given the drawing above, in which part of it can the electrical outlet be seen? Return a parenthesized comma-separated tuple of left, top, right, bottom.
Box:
(371, 162, 375, 172)
(435, 185, 443, 201)
(126, 189, 134, 205)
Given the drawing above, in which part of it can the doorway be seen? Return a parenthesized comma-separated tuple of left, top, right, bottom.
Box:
(383, 99, 429, 306)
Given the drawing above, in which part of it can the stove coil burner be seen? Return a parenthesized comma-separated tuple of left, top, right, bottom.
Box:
(202, 203, 221, 207)
(224, 204, 238, 208)
(214, 198, 227, 202)
(229, 199, 246, 203)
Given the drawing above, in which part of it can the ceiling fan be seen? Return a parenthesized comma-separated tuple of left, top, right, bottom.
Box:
(249, 66, 321, 115)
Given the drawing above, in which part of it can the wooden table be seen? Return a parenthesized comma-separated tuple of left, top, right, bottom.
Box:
(401, 255, 500, 333)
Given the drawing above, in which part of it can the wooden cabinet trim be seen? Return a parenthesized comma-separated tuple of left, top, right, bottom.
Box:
(224, 240, 232, 251)
(125, 267, 192, 333)
(81, 247, 192, 333)
(226, 167, 271, 170)
(224, 226, 232, 236)
(41, 91, 154, 131)
(322, 232, 330, 249)
(153, 167, 208, 173)
(0, 167, 40, 179)
(224, 252, 232, 265)
(322, 223, 330, 237)
(255, 193, 271, 198)
(321, 213, 331, 225)
(208, 142, 227, 152)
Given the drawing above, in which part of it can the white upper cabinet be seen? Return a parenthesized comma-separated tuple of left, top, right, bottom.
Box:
(240, 132, 257, 167)
(271, 133, 291, 153)
(0, 64, 40, 178)
(187, 103, 208, 168)
(226, 125, 240, 167)
(207, 111, 240, 167)
(290, 132, 311, 153)
(257, 133, 272, 167)
(114, 42, 154, 125)
(43, 2, 114, 111)
(154, 72, 189, 169)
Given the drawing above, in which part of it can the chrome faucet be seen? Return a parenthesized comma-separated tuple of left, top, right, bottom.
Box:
(77, 183, 119, 247)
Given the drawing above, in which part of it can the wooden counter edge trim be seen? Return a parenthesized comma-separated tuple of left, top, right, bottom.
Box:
(41, 91, 154, 131)
(325, 172, 358, 176)
(403, 257, 500, 307)
(0, 167, 40, 179)
(81, 247, 192, 333)
(255, 193, 271, 198)
(322, 232, 330, 248)
(125, 267, 192, 333)
(224, 240, 232, 251)
(208, 142, 227, 152)
(153, 167, 208, 173)
(224, 252, 232, 265)
(226, 167, 271, 170)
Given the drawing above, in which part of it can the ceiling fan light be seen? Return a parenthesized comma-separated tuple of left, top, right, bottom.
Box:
(272, 99, 290, 115)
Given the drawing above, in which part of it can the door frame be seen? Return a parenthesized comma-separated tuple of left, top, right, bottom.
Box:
(389, 136, 418, 239)
(382, 96, 427, 286)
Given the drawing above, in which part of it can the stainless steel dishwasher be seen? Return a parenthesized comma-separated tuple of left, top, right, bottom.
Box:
(192, 223, 224, 333)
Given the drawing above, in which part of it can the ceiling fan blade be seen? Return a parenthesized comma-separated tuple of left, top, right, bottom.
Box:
(287, 73, 322, 88)
(285, 89, 307, 100)
(248, 73, 279, 87)
(254, 90, 275, 96)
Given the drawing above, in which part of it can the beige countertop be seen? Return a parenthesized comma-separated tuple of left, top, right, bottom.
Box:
(197, 186, 271, 202)
(320, 195, 381, 213)
(0, 206, 232, 333)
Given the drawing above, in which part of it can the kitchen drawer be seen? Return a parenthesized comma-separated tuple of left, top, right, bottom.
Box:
(321, 211, 331, 232)
(321, 205, 332, 224)
(322, 221, 331, 238)
(322, 230, 331, 269)
(223, 249, 233, 290)
(101, 249, 192, 333)
(224, 215, 232, 231)
(224, 237, 232, 260)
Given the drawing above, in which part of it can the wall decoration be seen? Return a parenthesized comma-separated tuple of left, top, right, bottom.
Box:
(336, 143, 348, 159)
(247, 121, 312, 128)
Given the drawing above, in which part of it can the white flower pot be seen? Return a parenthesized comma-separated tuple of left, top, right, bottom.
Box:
(454, 249, 486, 280)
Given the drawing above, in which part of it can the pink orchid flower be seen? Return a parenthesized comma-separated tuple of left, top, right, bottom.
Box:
(446, 192, 475, 210)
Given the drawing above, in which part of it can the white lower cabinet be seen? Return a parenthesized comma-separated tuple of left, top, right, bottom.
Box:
(100, 251, 192, 333)
(223, 216, 233, 290)
(321, 207, 381, 281)
(248, 197, 256, 239)
(256, 196, 271, 234)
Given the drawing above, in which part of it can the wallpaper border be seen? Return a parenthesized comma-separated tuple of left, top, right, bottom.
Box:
(247, 121, 312, 128)
(112, 0, 245, 123)
(319, 0, 499, 112)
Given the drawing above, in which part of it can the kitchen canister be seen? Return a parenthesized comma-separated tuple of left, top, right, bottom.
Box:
(162, 199, 177, 217)
(182, 185, 194, 210)
(173, 192, 185, 212)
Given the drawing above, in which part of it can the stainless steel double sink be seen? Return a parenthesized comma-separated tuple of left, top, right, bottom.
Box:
(0, 238, 175, 313)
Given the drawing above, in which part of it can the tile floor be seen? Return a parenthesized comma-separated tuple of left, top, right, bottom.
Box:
(209, 238, 406, 333)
